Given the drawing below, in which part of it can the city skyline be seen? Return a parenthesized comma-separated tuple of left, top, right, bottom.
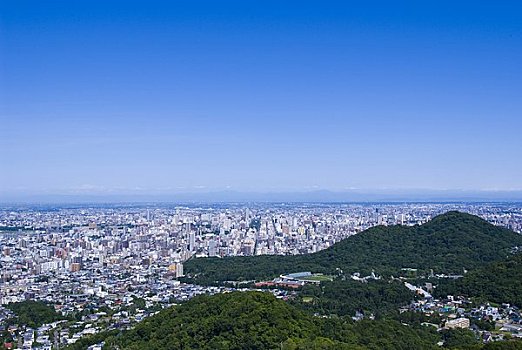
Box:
(2, 1, 522, 198)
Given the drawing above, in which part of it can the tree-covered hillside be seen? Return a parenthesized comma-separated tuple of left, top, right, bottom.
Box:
(435, 253, 522, 307)
(100, 291, 441, 350)
(184, 211, 522, 284)
(70, 292, 522, 350)
(6, 300, 64, 328)
(294, 279, 416, 317)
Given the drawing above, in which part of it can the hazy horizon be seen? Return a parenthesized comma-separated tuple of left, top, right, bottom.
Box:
(2, 1, 522, 195)
(2, 188, 522, 204)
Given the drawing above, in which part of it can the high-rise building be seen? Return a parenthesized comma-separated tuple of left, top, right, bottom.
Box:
(175, 262, 184, 278)
(189, 232, 195, 252)
(208, 240, 217, 257)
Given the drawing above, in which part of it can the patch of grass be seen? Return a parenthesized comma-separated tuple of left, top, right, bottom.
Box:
(298, 274, 333, 282)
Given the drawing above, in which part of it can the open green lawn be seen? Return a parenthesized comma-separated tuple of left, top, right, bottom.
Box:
(298, 274, 333, 282)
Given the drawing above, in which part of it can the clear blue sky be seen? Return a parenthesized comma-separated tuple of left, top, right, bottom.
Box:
(1, 1, 521, 196)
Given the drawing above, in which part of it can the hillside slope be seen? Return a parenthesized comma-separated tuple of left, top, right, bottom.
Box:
(184, 211, 522, 284)
(436, 252, 522, 307)
(100, 292, 440, 350)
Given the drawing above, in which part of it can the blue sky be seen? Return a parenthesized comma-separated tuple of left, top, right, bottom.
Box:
(1, 1, 521, 196)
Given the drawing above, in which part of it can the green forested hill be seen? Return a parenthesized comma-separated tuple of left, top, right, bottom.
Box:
(5, 300, 64, 328)
(435, 253, 522, 307)
(294, 279, 416, 317)
(100, 291, 441, 350)
(184, 211, 522, 284)
(72, 292, 522, 350)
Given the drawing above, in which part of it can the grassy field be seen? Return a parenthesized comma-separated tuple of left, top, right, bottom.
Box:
(297, 274, 333, 282)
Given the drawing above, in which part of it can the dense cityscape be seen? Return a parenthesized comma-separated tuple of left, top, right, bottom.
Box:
(0, 203, 521, 349)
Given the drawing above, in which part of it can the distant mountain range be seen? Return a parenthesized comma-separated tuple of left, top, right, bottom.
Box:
(184, 211, 522, 284)
(2, 189, 522, 203)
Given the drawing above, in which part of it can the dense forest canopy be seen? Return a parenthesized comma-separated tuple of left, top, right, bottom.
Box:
(68, 292, 522, 350)
(435, 253, 522, 307)
(5, 300, 64, 328)
(98, 292, 441, 350)
(294, 279, 416, 317)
